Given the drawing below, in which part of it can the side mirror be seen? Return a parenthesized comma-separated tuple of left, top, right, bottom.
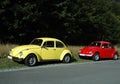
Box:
(42, 45, 47, 49)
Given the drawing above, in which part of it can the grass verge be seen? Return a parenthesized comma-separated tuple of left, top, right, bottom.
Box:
(0, 58, 25, 69)
(0, 44, 25, 69)
(68, 46, 92, 62)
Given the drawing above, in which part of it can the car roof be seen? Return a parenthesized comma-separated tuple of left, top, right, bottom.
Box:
(94, 41, 111, 44)
(36, 37, 62, 42)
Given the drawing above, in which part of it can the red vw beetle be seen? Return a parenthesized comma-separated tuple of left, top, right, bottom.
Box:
(78, 41, 119, 61)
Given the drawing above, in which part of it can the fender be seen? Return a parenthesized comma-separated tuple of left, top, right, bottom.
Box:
(21, 50, 42, 62)
(90, 48, 100, 56)
(111, 50, 119, 58)
(60, 50, 72, 61)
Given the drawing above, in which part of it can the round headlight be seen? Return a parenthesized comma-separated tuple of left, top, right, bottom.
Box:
(18, 52, 23, 57)
(89, 50, 92, 54)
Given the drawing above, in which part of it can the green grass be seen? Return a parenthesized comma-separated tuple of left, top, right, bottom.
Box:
(0, 58, 25, 69)
(0, 44, 120, 70)
(115, 46, 120, 54)
(0, 44, 25, 70)
(68, 46, 92, 62)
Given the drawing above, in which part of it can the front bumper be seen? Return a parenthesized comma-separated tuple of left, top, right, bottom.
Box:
(79, 54, 93, 57)
(8, 56, 23, 62)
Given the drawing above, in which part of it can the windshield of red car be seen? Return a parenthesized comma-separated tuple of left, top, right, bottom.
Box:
(89, 42, 101, 47)
(30, 39, 43, 46)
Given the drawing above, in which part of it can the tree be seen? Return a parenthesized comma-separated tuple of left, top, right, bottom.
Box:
(53, 0, 120, 44)
(0, 0, 120, 45)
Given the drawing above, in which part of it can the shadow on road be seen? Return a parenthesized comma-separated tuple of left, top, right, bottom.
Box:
(35, 57, 77, 66)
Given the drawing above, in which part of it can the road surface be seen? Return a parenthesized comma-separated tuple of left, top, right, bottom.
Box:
(0, 60, 120, 84)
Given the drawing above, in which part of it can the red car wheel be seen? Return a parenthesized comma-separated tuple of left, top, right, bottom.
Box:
(113, 53, 118, 60)
(93, 53, 100, 61)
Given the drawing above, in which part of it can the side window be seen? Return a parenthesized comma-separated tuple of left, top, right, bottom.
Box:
(102, 44, 109, 48)
(56, 41, 64, 48)
(109, 44, 114, 48)
(43, 41, 54, 47)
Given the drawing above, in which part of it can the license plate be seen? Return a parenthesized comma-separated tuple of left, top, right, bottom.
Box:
(8, 56, 12, 59)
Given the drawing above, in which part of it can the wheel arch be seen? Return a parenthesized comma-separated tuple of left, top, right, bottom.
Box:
(60, 50, 72, 61)
(112, 51, 119, 59)
(24, 52, 41, 62)
(92, 51, 100, 57)
(112, 51, 119, 57)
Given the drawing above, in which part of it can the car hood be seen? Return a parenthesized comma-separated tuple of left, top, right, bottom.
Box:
(10, 45, 40, 55)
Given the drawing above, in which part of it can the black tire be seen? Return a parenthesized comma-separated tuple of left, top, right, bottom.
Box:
(93, 53, 100, 61)
(62, 54, 71, 63)
(24, 54, 37, 66)
(113, 53, 118, 60)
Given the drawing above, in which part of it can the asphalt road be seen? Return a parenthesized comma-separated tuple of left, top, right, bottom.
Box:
(0, 60, 120, 84)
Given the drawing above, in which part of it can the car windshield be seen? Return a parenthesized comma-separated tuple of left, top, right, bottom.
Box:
(89, 42, 101, 47)
(30, 39, 43, 46)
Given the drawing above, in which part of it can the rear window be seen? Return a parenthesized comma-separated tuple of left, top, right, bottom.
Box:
(56, 41, 64, 48)
(102, 44, 108, 48)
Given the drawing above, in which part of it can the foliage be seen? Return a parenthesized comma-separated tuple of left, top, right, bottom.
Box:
(0, 0, 120, 45)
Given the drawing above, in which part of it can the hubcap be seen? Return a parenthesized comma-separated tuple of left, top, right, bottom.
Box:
(95, 54, 99, 61)
(114, 54, 118, 60)
(29, 57, 36, 65)
(65, 56, 70, 63)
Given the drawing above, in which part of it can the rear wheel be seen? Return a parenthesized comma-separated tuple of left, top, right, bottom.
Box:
(93, 53, 100, 61)
(62, 54, 71, 63)
(24, 54, 37, 66)
(113, 53, 118, 60)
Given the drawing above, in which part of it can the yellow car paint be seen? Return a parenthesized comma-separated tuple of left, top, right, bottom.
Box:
(8, 37, 72, 66)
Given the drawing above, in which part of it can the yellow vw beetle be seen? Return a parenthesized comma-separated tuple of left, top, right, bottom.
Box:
(8, 37, 72, 66)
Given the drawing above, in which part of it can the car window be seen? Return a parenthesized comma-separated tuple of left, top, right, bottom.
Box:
(43, 41, 54, 47)
(109, 44, 114, 48)
(90, 42, 101, 47)
(30, 39, 42, 46)
(56, 41, 64, 48)
(102, 44, 108, 48)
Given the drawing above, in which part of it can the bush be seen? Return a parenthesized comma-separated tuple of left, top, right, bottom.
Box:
(0, 44, 18, 58)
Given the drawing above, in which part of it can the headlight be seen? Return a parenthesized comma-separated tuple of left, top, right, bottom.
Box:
(89, 50, 92, 54)
(18, 51, 23, 57)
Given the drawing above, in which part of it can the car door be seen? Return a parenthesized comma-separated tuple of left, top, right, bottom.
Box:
(41, 41, 56, 60)
(101, 43, 110, 58)
(108, 43, 115, 57)
(54, 41, 65, 59)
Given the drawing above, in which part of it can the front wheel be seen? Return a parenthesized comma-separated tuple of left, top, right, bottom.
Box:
(62, 54, 71, 63)
(113, 53, 119, 60)
(93, 53, 100, 61)
(24, 54, 37, 66)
